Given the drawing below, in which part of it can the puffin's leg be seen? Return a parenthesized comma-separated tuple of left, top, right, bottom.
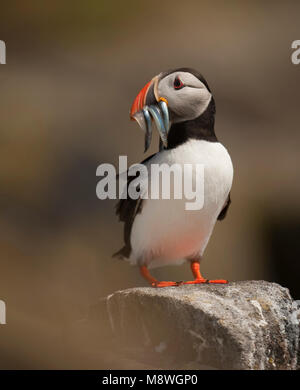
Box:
(140, 266, 180, 288)
(183, 260, 228, 284)
(183, 260, 208, 284)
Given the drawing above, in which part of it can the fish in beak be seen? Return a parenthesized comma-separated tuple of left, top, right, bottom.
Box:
(130, 76, 170, 152)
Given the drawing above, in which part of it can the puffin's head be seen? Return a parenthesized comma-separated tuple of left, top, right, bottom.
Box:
(130, 68, 214, 151)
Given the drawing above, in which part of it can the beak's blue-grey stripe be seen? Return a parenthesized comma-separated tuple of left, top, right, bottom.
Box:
(143, 107, 152, 152)
(158, 100, 170, 133)
(148, 105, 168, 148)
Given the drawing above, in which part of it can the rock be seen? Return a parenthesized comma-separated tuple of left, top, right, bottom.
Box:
(103, 281, 300, 370)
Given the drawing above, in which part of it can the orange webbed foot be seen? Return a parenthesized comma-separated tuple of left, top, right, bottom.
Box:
(182, 279, 228, 285)
(151, 281, 182, 288)
(188, 261, 229, 285)
(182, 279, 208, 284)
(208, 279, 228, 284)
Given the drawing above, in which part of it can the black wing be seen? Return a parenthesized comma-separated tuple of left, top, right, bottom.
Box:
(217, 193, 231, 221)
(113, 153, 156, 259)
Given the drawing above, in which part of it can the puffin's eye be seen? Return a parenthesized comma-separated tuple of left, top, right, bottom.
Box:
(173, 76, 184, 90)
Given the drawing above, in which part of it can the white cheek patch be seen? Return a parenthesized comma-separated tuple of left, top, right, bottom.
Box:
(170, 87, 211, 121)
(158, 72, 212, 122)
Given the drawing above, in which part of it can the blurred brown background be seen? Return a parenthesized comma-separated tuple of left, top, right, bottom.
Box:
(0, 0, 300, 369)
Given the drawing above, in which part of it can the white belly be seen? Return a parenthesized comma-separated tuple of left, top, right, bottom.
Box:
(129, 140, 233, 268)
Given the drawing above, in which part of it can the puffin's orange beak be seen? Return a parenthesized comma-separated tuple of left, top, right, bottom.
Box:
(130, 79, 154, 119)
(129, 76, 169, 152)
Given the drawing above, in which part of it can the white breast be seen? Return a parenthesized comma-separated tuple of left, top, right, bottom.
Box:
(129, 140, 233, 269)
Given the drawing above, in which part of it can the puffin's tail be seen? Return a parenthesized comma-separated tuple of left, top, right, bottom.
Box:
(112, 246, 130, 260)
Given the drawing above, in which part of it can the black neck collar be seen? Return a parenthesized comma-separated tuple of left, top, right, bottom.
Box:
(166, 98, 218, 149)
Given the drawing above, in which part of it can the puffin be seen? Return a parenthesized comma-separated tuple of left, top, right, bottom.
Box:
(114, 68, 233, 287)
